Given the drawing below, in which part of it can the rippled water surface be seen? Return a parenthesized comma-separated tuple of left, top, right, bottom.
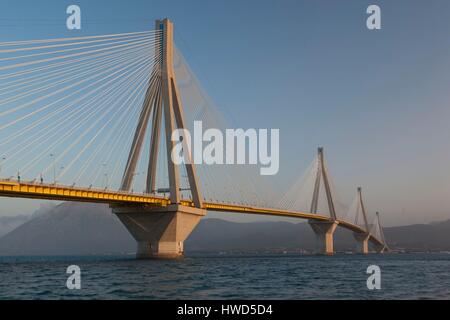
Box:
(0, 253, 449, 299)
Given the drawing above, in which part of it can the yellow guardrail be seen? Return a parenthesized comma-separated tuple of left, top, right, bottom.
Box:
(0, 180, 169, 206)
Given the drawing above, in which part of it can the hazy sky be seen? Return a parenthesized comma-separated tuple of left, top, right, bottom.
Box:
(1, 0, 450, 226)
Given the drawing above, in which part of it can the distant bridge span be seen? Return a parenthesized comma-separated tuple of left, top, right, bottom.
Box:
(0, 179, 384, 249)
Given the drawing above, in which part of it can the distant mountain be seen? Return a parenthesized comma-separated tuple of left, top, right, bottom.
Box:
(0, 202, 449, 255)
(383, 220, 450, 251)
(0, 215, 30, 238)
(0, 203, 135, 256)
(187, 219, 319, 251)
(0, 203, 55, 237)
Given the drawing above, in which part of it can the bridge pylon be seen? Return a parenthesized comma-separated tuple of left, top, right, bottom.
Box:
(352, 187, 370, 254)
(308, 147, 338, 255)
(112, 18, 206, 259)
(373, 212, 388, 253)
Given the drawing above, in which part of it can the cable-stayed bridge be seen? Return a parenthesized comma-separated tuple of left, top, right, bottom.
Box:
(0, 19, 387, 258)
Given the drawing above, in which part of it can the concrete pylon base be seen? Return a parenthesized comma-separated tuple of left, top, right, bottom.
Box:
(374, 244, 386, 254)
(111, 204, 206, 259)
(308, 220, 338, 255)
(353, 232, 370, 254)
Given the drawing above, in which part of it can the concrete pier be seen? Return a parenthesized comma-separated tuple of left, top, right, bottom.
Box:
(374, 244, 387, 254)
(308, 220, 338, 255)
(112, 204, 206, 259)
(353, 232, 370, 254)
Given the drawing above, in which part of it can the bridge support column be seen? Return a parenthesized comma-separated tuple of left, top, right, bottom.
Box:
(374, 244, 386, 253)
(111, 204, 206, 259)
(353, 233, 370, 254)
(308, 220, 338, 255)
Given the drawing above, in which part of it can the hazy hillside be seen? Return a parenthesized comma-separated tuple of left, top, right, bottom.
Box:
(0, 203, 55, 237)
(383, 220, 450, 251)
(0, 215, 30, 237)
(0, 202, 449, 255)
(0, 203, 135, 255)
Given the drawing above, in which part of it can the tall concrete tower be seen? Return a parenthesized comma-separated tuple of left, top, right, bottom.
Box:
(112, 19, 206, 259)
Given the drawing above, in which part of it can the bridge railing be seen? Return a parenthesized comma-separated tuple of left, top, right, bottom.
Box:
(0, 178, 168, 198)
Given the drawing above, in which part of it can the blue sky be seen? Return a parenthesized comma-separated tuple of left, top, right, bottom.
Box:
(1, 0, 450, 225)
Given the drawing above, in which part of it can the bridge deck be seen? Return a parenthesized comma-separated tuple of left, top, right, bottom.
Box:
(0, 180, 383, 246)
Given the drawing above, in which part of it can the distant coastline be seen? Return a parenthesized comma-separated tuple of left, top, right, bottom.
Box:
(0, 203, 449, 256)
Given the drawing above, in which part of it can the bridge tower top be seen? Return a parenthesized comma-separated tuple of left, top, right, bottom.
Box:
(156, 18, 174, 79)
(310, 147, 337, 220)
(357, 187, 370, 232)
(121, 18, 203, 207)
